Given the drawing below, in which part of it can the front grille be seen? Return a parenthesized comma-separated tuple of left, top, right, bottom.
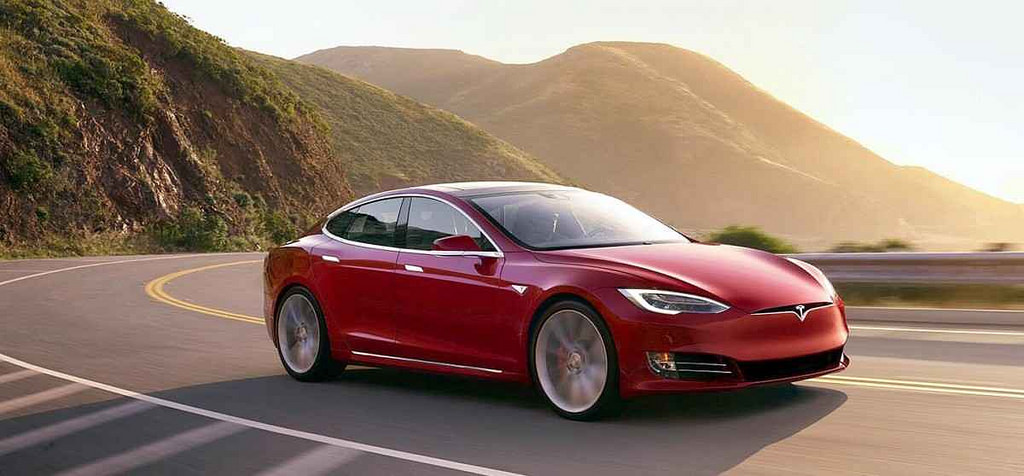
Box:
(736, 347, 844, 382)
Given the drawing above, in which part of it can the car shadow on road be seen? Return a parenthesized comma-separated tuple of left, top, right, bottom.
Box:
(143, 367, 848, 475)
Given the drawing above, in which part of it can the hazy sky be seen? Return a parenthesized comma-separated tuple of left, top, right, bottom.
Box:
(163, 0, 1023, 203)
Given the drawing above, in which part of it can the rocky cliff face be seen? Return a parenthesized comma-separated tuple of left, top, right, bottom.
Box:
(0, 0, 351, 252)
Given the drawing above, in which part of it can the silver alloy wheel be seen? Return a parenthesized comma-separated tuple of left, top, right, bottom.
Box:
(535, 309, 609, 413)
(278, 293, 321, 374)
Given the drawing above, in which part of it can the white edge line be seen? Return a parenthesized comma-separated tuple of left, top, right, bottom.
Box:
(848, 306, 1024, 314)
(0, 255, 520, 476)
(0, 253, 257, 288)
(0, 353, 520, 476)
(849, 325, 1024, 337)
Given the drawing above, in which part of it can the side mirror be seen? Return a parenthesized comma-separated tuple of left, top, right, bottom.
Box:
(432, 235, 482, 253)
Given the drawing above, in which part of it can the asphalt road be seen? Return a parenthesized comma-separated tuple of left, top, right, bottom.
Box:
(0, 253, 1022, 475)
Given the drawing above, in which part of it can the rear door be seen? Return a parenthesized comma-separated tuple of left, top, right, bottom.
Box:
(392, 197, 520, 372)
(312, 197, 405, 355)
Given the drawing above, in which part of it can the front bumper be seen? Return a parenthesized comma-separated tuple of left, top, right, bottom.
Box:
(632, 347, 849, 395)
(590, 288, 851, 398)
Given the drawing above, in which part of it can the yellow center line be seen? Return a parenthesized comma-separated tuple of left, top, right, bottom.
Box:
(145, 260, 264, 325)
(145, 261, 1024, 400)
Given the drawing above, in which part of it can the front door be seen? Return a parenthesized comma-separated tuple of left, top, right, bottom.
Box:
(392, 197, 520, 371)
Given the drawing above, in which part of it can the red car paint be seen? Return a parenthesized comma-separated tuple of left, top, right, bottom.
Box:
(264, 183, 848, 398)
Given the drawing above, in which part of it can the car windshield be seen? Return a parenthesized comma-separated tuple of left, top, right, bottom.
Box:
(469, 190, 688, 250)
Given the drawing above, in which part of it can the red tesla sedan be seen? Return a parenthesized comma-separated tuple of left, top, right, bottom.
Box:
(263, 182, 849, 420)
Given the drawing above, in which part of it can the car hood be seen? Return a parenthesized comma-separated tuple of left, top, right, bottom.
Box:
(537, 242, 830, 313)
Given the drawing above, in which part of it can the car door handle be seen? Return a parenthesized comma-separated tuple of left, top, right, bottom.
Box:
(321, 255, 340, 263)
(404, 264, 424, 273)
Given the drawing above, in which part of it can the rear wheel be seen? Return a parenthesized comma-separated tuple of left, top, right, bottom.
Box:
(531, 301, 621, 420)
(276, 287, 343, 381)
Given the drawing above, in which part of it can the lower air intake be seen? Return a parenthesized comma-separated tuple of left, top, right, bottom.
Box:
(736, 347, 845, 382)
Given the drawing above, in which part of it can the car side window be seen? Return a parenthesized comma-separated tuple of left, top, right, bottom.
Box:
(327, 198, 402, 247)
(325, 209, 356, 237)
(405, 197, 496, 251)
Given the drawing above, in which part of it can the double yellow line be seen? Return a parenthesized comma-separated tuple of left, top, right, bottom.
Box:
(144, 260, 264, 325)
(146, 260, 1024, 401)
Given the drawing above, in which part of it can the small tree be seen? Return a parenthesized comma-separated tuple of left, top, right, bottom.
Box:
(707, 226, 798, 254)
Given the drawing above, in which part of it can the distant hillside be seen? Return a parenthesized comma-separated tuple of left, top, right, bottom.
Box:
(299, 42, 1024, 248)
(0, 1, 559, 256)
(247, 52, 561, 196)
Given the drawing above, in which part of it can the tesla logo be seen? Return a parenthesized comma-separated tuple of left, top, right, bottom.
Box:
(751, 302, 833, 321)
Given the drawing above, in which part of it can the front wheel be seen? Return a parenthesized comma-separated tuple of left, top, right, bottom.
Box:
(531, 301, 622, 420)
(275, 287, 344, 381)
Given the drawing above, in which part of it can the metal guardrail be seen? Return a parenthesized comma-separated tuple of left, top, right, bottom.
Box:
(789, 252, 1024, 284)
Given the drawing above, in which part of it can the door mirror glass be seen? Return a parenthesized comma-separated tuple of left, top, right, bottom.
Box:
(432, 234, 482, 253)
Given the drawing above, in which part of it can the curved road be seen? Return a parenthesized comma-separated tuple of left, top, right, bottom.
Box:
(1, 253, 1022, 475)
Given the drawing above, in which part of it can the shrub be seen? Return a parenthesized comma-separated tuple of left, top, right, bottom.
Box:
(261, 210, 296, 245)
(830, 238, 915, 253)
(1, 150, 51, 191)
(877, 238, 914, 251)
(232, 192, 251, 208)
(151, 207, 229, 251)
(707, 225, 798, 254)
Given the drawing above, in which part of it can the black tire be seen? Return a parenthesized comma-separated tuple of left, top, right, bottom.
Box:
(275, 287, 344, 382)
(529, 300, 622, 420)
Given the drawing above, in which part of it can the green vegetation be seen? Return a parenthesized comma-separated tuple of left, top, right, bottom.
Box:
(0, 0, 318, 188)
(706, 226, 798, 254)
(0, 0, 336, 255)
(109, 1, 312, 122)
(830, 238, 915, 253)
(0, 231, 154, 259)
(1, 150, 52, 191)
(837, 283, 1024, 310)
(149, 207, 229, 251)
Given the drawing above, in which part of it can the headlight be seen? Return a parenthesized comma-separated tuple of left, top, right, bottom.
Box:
(618, 289, 729, 315)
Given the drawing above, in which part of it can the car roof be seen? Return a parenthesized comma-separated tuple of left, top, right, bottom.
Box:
(401, 181, 578, 197)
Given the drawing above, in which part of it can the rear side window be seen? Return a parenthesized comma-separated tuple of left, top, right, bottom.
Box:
(325, 198, 403, 247)
(405, 197, 495, 251)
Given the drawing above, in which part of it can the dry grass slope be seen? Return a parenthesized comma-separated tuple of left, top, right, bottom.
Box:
(299, 42, 1024, 249)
